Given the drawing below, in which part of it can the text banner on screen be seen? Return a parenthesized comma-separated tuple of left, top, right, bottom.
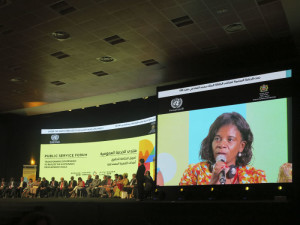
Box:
(158, 70, 290, 98)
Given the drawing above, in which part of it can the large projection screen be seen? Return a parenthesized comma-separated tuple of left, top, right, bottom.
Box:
(156, 70, 292, 186)
(40, 117, 156, 181)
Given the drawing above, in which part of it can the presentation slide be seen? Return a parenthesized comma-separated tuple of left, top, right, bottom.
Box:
(156, 70, 292, 186)
(40, 117, 156, 181)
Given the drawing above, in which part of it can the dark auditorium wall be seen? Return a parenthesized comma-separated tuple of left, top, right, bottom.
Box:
(0, 97, 157, 180)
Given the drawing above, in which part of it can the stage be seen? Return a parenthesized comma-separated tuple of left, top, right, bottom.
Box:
(0, 198, 297, 225)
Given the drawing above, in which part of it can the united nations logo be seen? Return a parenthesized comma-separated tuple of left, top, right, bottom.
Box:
(171, 98, 183, 109)
(51, 134, 59, 141)
(260, 84, 268, 92)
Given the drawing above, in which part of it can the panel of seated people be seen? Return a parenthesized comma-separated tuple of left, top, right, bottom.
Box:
(0, 171, 156, 200)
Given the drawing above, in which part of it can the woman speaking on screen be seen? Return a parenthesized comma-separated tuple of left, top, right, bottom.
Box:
(180, 112, 267, 185)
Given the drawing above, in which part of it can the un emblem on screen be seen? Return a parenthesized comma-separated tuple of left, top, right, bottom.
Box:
(51, 134, 59, 141)
(50, 134, 60, 144)
(171, 98, 183, 109)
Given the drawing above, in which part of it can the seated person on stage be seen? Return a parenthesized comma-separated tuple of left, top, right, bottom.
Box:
(82, 174, 93, 197)
(30, 177, 41, 198)
(123, 173, 137, 199)
(56, 177, 68, 198)
(100, 175, 112, 197)
(4, 177, 17, 198)
(106, 174, 118, 198)
(67, 176, 77, 197)
(85, 174, 93, 188)
(38, 177, 49, 198)
(144, 171, 155, 199)
(113, 174, 129, 198)
(15, 177, 27, 198)
(69, 177, 85, 198)
(86, 175, 101, 197)
(0, 178, 7, 198)
(97, 175, 108, 197)
(49, 177, 58, 197)
(21, 178, 33, 198)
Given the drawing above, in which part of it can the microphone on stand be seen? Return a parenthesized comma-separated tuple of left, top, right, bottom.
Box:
(215, 155, 226, 185)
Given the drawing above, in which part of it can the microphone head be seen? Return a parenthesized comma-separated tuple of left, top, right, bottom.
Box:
(216, 154, 226, 162)
(227, 165, 237, 179)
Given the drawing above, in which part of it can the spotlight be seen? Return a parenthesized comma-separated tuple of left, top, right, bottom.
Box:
(245, 186, 249, 191)
(278, 186, 283, 190)
(68, 109, 72, 111)
(82, 107, 85, 109)
(211, 187, 214, 192)
(180, 188, 184, 192)
(30, 158, 35, 165)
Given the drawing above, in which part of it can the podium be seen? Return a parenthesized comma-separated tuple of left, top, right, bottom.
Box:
(23, 165, 37, 182)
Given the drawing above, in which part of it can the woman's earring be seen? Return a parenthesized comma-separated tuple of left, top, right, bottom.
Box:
(238, 152, 242, 157)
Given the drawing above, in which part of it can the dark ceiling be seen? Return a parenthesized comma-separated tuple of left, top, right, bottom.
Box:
(0, 0, 299, 115)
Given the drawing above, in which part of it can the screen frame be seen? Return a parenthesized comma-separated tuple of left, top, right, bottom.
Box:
(155, 66, 296, 200)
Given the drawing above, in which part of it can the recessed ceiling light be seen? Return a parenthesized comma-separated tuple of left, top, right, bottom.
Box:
(223, 22, 245, 33)
(216, 9, 228, 14)
(96, 56, 115, 63)
(10, 77, 27, 83)
(52, 31, 70, 41)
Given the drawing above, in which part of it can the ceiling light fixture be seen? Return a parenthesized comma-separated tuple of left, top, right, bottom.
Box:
(52, 31, 70, 41)
(216, 9, 228, 14)
(96, 56, 115, 63)
(223, 22, 245, 33)
(10, 77, 27, 83)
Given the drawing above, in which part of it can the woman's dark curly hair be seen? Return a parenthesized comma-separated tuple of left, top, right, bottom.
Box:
(200, 112, 253, 168)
